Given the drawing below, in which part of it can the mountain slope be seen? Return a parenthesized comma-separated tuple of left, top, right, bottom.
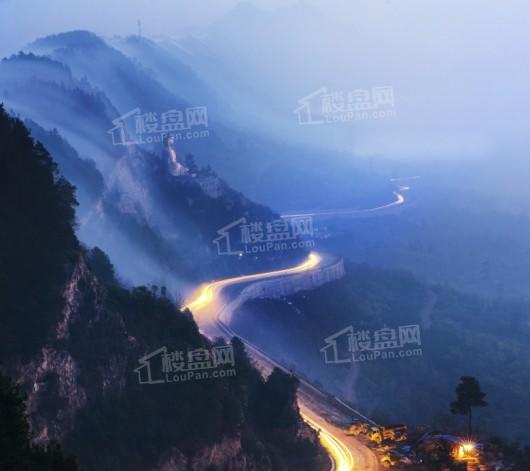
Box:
(0, 106, 327, 471)
(0, 51, 299, 288)
(231, 262, 530, 442)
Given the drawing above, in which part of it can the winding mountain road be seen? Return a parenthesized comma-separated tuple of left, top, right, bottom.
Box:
(280, 177, 412, 219)
(184, 253, 379, 471)
(184, 181, 413, 469)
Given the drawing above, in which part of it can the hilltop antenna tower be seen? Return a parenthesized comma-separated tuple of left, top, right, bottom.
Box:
(137, 20, 142, 38)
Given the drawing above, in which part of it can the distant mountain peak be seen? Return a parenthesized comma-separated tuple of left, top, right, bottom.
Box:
(212, 1, 267, 32)
(122, 34, 154, 47)
(231, 1, 262, 15)
(29, 30, 106, 52)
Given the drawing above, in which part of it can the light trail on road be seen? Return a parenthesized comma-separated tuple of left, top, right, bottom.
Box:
(280, 189, 406, 218)
(184, 252, 321, 313)
(183, 179, 417, 469)
(184, 252, 379, 470)
(280, 175, 417, 219)
(302, 409, 355, 471)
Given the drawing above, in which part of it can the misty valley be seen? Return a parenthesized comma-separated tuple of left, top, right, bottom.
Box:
(1, 2, 529, 471)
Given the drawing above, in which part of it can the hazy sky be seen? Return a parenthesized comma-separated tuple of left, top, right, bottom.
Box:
(0, 0, 287, 57)
(2, 0, 529, 60)
(1, 0, 529, 161)
(2, 0, 529, 63)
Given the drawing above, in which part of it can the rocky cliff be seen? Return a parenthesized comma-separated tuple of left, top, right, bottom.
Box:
(0, 105, 327, 471)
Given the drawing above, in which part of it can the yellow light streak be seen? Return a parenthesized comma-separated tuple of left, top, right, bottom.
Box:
(302, 412, 355, 471)
(184, 252, 321, 312)
(183, 251, 361, 470)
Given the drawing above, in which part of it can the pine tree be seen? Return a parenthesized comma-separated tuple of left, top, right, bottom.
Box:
(450, 376, 488, 436)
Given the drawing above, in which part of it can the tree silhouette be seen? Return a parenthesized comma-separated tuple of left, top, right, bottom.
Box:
(86, 247, 116, 286)
(0, 105, 78, 359)
(184, 153, 198, 173)
(0, 373, 79, 470)
(450, 376, 488, 436)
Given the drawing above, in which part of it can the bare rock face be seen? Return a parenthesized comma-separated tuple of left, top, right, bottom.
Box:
(57, 254, 102, 340)
(153, 436, 268, 471)
(3, 253, 325, 471)
(195, 175, 223, 199)
(26, 348, 86, 444)
(10, 254, 128, 445)
(153, 450, 188, 471)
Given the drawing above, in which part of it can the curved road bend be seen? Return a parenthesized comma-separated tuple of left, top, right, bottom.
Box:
(280, 177, 413, 219)
(184, 253, 380, 471)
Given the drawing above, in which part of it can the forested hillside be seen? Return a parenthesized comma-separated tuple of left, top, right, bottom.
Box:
(232, 262, 530, 442)
(0, 106, 327, 471)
